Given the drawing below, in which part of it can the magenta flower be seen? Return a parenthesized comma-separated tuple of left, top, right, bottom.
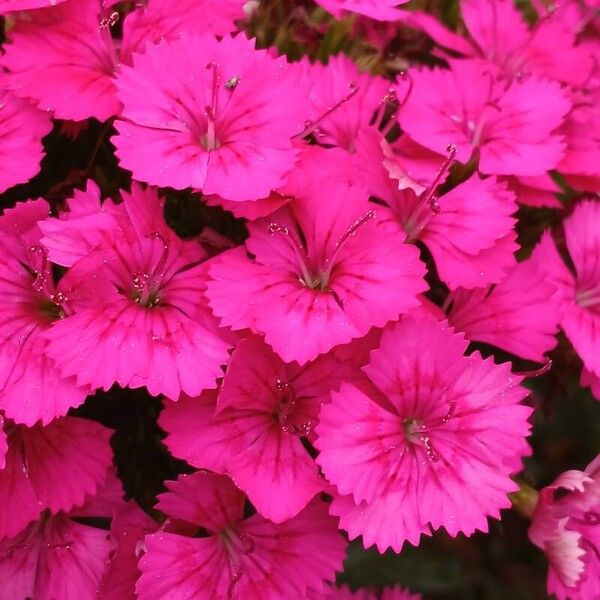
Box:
(1, 0, 120, 121)
(0, 416, 113, 540)
(399, 60, 571, 176)
(136, 472, 347, 599)
(114, 33, 307, 202)
(315, 0, 409, 21)
(160, 334, 358, 523)
(205, 166, 426, 364)
(0, 88, 52, 194)
(0, 200, 93, 425)
(532, 201, 600, 381)
(529, 456, 600, 599)
(43, 183, 231, 400)
(316, 312, 532, 552)
(0, 467, 122, 600)
(380, 168, 518, 289)
(447, 257, 561, 362)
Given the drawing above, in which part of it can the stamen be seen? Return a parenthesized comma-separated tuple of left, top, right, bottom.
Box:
(334, 210, 377, 249)
(576, 285, 600, 309)
(293, 81, 360, 140)
(203, 63, 220, 150)
(517, 360, 552, 378)
(268, 222, 315, 287)
(99, 10, 119, 29)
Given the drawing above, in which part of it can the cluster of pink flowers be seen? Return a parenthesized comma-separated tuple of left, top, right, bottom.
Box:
(0, 0, 599, 598)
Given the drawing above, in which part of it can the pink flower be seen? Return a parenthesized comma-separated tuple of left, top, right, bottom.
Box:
(0, 0, 67, 13)
(504, 174, 562, 209)
(458, 0, 595, 86)
(0, 415, 113, 540)
(114, 33, 308, 202)
(136, 472, 347, 599)
(42, 183, 231, 400)
(303, 54, 389, 152)
(205, 162, 426, 364)
(447, 257, 561, 362)
(0, 88, 52, 194)
(581, 367, 600, 401)
(0, 467, 123, 600)
(0, 200, 92, 426)
(315, 312, 532, 552)
(532, 201, 600, 380)
(160, 334, 358, 523)
(529, 456, 600, 599)
(0, 0, 120, 121)
(399, 60, 571, 176)
(120, 0, 245, 60)
(377, 156, 518, 289)
(314, 0, 409, 21)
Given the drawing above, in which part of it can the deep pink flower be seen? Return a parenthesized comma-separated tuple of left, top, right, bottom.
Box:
(0, 467, 123, 600)
(136, 472, 347, 599)
(302, 54, 389, 152)
(532, 201, 600, 380)
(114, 33, 307, 202)
(120, 0, 245, 60)
(399, 60, 571, 176)
(205, 165, 426, 364)
(0, 88, 52, 194)
(315, 0, 409, 21)
(380, 167, 518, 289)
(0, 200, 92, 425)
(447, 257, 561, 362)
(458, 0, 595, 86)
(160, 334, 358, 523)
(0, 0, 120, 121)
(504, 174, 562, 209)
(42, 183, 231, 400)
(0, 416, 113, 540)
(529, 456, 600, 599)
(316, 312, 532, 552)
(582, 368, 600, 402)
(0, 0, 66, 11)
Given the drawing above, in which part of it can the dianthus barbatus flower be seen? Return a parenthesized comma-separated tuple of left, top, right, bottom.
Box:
(529, 456, 600, 600)
(42, 183, 231, 400)
(160, 334, 358, 523)
(0, 467, 123, 600)
(380, 165, 518, 289)
(205, 169, 426, 364)
(0, 200, 93, 426)
(114, 33, 308, 202)
(399, 60, 571, 176)
(0, 415, 113, 541)
(0, 0, 120, 121)
(316, 312, 532, 552)
(315, 0, 409, 21)
(0, 88, 52, 194)
(302, 54, 388, 153)
(532, 201, 600, 381)
(136, 472, 347, 599)
(447, 257, 561, 362)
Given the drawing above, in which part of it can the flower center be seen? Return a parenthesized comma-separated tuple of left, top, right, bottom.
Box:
(275, 379, 313, 437)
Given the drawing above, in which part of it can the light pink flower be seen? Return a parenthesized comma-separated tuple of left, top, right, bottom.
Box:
(42, 183, 231, 400)
(160, 334, 358, 523)
(447, 257, 561, 362)
(0, 88, 52, 193)
(532, 201, 600, 379)
(114, 33, 307, 202)
(529, 456, 600, 600)
(205, 166, 426, 364)
(316, 312, 532, 552)
(0, 416, 113, 540)
(1, 0, 120, 121)
(380, 168, 518, 289)
(136, 472, 347, 599)
(0, 200, 92, 425)
(0, 467, 123, 600)
(399, 60, 571, 176)
(315, 0, 409, 21)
